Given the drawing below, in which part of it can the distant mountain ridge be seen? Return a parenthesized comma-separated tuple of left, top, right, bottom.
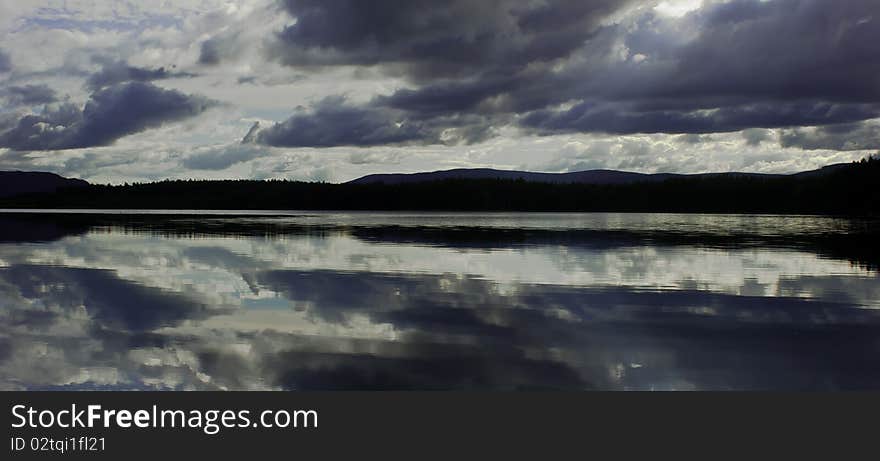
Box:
(347, 164, 848, 185)
(0, 164, 851, 199)
(1, 159, 876, 214)
(0, 171, 89, 198)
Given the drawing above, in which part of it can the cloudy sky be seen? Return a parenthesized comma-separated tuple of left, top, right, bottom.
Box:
(0, 0, 878, 184)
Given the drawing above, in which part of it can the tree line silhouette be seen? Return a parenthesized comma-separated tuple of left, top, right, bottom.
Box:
(2, 155, 878, 214)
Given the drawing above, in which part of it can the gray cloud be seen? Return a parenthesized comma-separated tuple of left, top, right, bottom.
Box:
(60, 152, 136, 178)
(86, 59, 196, 91)
(521, 101, 880, 135)
(0, 49, 10, 73)
(183, 142, 269, 170)
(247, 96, 494, 148)
(347, 151, 402, 165)
(742, 128, 772, 147)
(197, 33, 246, 66)
(198, 38, 224, 65)
(780, 122, 880, 151)
(0, 82, 216, 151)
(1, 84, 58, 106)
(677, 134, 712, 145)
(249, 97, 434, 147)
(0, 112, 19, 133)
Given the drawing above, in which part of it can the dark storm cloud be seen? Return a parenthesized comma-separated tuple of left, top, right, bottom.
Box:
(675, 0, 880, 103)
(520, 0, 880, 136)
(580, 0, 880, 106)
(248, 97, 431, 147)
(0, 82, 216, 151)
(86, 60, 195, 91)
(255, 0, 880, 146)
(247, 96, 494, 147)
(270, 0, 630, 79)
(0, 49, 11, 73)
(376, 73, 525, 116)
(1, 84, 58, 106)
(521, 101, 880, 135)
(254, 0, 631, 147)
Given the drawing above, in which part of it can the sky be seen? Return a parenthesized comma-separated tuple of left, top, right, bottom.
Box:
(0, 0, 878, 184)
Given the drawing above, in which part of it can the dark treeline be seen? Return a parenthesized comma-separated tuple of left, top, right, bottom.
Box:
(2, 156, 879, 214)
(1, 212, 878, 271)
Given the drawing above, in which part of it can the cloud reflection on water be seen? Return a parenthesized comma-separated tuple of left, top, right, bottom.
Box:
(0, 213, 878, 390)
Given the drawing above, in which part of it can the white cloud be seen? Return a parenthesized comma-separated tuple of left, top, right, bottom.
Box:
(654, 0, 704, 17)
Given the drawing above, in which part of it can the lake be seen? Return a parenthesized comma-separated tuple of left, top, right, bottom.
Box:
(1, 211, 879, 390)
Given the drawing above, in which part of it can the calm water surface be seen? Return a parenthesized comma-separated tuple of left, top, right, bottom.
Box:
(1, 211, 878, 390)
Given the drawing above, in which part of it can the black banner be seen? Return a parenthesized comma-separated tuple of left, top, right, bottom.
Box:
(1, 392, 877, 459)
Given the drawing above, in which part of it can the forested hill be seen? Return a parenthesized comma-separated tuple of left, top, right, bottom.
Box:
(0, 171, 89, 198)
(347, 167, 783, 185)
(1, 157, 878, 214)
